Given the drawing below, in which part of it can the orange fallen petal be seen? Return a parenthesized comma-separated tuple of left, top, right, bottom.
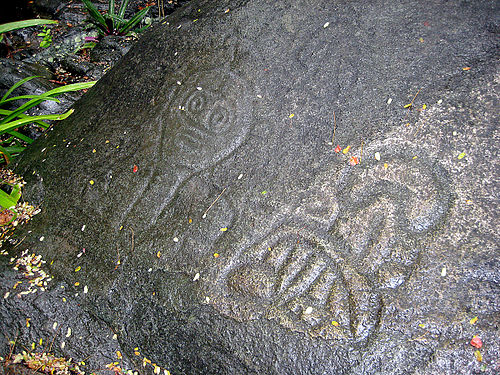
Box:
(471, 336, 483, 349)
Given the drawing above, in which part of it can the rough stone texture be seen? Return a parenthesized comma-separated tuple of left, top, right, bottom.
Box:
(1, 0, 499, 374)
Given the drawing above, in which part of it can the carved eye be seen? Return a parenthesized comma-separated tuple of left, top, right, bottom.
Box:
(184, 90, 207, 114)
(206, 102, 232, 132)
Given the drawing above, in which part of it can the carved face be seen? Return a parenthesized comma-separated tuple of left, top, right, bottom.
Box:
(160, 70, 253, 170)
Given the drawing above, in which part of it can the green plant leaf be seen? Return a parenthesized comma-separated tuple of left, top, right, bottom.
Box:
(0, 109, 50, 128)
(81, 0, 108, 30)
(3, 145, 27, 153)
(2, 95, 61, 104)
(7, 130, 33, 144)
(0, 109, 75, 135)
(118, 0, 130, 19)
(41, 80, 96, 96)
(0, 81, 95, 126)
(0, 145, 12, 165)
(0, 189, 18, 209)
(108, 0, 116, 16)
(0, 19, 57, 34)
(119, 6, 150, 34)
(108, 0, 116, 32)
(0, 76, 39, 103)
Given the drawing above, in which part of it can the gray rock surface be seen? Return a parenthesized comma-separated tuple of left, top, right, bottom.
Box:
(1, 0, 499, 374)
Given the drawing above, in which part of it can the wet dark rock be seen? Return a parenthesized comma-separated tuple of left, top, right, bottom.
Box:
(32, 0, 70, 17)
(90, 35, 133, 64)
(1, 0, 499, 374)
(60, 54, 94, 76)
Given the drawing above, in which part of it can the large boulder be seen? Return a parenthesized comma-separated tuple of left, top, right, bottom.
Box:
(1, 0, 499, 374)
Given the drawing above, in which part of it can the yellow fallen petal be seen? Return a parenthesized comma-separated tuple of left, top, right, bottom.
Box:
(470, 316, 478, 325)
(331, 321, 339, 326)
(342, 145, 351, 154)
(89, 180, 94, 185)
(220, 227, 227, 232)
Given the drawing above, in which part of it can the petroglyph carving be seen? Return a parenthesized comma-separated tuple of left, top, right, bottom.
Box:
(86, 69, 252, 231)
(333, 146, 452, 288)
(209, 146, 452, 342)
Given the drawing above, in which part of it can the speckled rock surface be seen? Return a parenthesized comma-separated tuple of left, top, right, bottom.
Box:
(1, 0, 499, 374)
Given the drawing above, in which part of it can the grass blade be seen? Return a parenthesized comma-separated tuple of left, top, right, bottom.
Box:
(7, 131, 33, 144)
(0, 19, 57, 34)
(0, 109, 74, 135)
(0, 81, 94, 125)
(2, 95, 60, 104)
(0, 76, 39, 103)
(0, 109, 50, 128)
(43, 81, 96, 96)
